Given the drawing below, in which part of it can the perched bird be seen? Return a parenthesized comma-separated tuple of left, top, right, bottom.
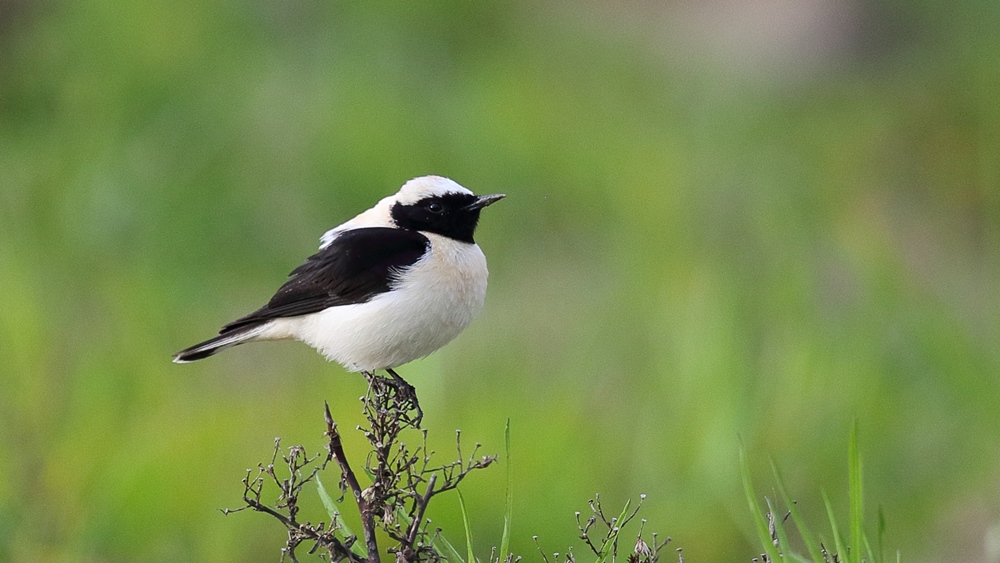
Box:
(173, 175, 504, 415)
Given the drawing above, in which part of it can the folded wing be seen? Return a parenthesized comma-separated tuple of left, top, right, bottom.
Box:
(222, 227, 431, 333)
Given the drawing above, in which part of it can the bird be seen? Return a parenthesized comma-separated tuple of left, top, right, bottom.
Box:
(173, 175, 504, 419)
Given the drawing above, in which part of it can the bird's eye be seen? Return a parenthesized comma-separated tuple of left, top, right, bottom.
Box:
(426, 202, 444, 213)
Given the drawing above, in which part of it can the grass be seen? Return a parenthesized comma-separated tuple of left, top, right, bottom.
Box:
(741, 423, 900, 563)
(425, 419, 514, 563)
(305, 414, 898, 563)
(307, 417, 673, 563)
(316, 475, 367, 558)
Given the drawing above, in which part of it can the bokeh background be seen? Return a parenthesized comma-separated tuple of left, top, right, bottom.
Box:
(2, 0, 998, 561)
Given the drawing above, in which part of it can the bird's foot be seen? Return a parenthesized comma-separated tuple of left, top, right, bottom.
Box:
(361, 369, 423, 427)
(385, 368, 423, 428)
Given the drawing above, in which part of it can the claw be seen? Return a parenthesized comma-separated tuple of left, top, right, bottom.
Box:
(385, 368, 423, 427)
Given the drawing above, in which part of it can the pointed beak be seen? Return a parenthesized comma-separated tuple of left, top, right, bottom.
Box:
(464, 193, 506, 211)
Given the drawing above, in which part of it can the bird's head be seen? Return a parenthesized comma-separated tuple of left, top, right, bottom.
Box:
(389, 176, 504, 243)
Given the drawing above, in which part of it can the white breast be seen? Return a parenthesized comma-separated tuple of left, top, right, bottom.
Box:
(271, 234, 489, 372)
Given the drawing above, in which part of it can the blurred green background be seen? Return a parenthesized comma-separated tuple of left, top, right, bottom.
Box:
(2, 0, 998, 561)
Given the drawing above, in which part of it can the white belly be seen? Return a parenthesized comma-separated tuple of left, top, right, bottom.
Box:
(265, 235, 489, 372)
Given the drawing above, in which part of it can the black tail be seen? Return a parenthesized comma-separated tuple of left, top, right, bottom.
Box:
(172, 325, 264, 363)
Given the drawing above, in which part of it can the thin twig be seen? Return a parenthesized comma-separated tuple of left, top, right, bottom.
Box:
(326, 401, 380, 563)
(406, 473, 437, 548)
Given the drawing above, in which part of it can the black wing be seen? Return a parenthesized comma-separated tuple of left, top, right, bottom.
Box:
(221, 227, 430, 333)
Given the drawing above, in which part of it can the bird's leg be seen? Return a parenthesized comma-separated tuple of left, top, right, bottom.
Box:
(361, 370, 377, 398)
(385, 368, 423, 427)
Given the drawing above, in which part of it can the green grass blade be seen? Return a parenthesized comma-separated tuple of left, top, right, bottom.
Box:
(595, 498, 631, 563)
(392, 504, 466, 563)
(499, 418, 513, 563)
(863, 534, 878, 563)
(849, 422, 863, 563)
(765, 496, 792, 558)
(316, 474, 366, 557)
(458, 488, 476, 563)
(876, 505, 887, 563)
(436, 529, 468, 563)
(771, 460, 825, 563)
(316, 473, 339, 521)
(823, 489, 849, 561)
(740, 445, 783, 562)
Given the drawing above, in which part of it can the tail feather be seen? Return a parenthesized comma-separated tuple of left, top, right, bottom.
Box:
(172, 325, 266, 363)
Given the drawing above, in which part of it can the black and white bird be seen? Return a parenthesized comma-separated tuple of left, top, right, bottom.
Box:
(173, 176, 504, 407)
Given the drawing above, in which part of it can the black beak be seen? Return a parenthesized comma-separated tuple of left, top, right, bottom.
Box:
(464, 193, 506, 211)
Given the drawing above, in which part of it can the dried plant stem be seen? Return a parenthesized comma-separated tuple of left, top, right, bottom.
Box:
(405, 474, 437, 553)
(325, 402, 381, 563)
(227, 370, 497, 562)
